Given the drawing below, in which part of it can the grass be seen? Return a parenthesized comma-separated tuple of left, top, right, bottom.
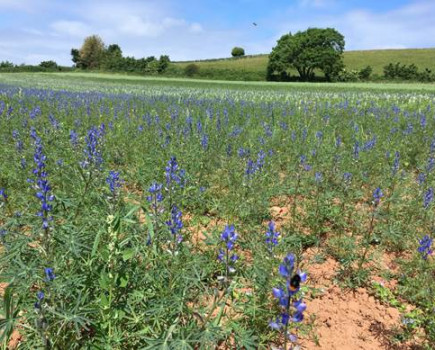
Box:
(173, 47, 435, 76)
(342, 48, 435, 74)
(2, 72, 435, 93)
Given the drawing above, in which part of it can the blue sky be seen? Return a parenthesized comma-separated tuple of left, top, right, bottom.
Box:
(0, 0, 434, 65)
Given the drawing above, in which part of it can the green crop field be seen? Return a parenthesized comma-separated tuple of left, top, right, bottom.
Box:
(0, 73, 434, 349)
(2, 72, 435, 93)
(174, 48, 435, 77)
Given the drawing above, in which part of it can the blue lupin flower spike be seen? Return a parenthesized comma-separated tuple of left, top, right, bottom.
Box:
(0, 188, 7, 201)
(265, 221, 280, 252)
(423, 187, 433, 209)
(166, 205, 183, 243)
(81, 126, 104, 169)
(147, 182, 163, 208)
(418, 235, 433, 260)
(373, 187, 383, 206)
(44, 267, 55, 282)
(218, 225, 239, 279)
(35, 291, 45, 309)
(106, 171, 123, 196)
(269, 253, 307, 348)
(30, 136, 55, 230)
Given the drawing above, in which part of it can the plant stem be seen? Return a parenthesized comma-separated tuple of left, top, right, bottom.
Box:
(357, 205, 376, 272)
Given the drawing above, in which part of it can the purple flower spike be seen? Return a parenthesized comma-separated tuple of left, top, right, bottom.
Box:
(418, 235, 433, 260)
(270, 253, 307, 346)
(423, 187, 433, 209)
(373, 187, 383, 205)
(44, 267, 55, 282)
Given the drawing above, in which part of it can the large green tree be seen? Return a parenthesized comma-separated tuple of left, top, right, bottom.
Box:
(74, 35, 106, 69)
(267, 27, 345, 81)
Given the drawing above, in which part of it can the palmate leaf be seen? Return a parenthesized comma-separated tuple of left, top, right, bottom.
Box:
(0, 286, 20, 345)
(140, 317, 195, 350)
(231, 324, 259, 350)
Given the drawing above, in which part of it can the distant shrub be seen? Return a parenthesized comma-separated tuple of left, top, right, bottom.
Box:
(383, 62, 435, 82)
(231, 47, 245, 57)
(335, 68, 359, 82)
(358, 65, 372, 80)
(383, 63, 396, 79)
(0, 61, 14, 69)
(184, 64, 200, 77)
(418, 68, 434, 82)
(157, 55, 170, 74)
(384, 62, 418, 80)
(39, 61, 60, 70)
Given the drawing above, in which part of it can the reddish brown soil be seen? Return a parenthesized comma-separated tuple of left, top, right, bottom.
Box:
(302, 286, 401, 350)
(7, 331, 22, 349)
(297, 248, 423, 350)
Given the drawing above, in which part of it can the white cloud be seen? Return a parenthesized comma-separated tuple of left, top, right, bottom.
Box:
(189, 23, 203, 33)
(24, 53, 58, 63)
(118, 16, 188, 37)
(50, 20, 92, 38)
(21, 28, 44, 36)
(162, 17, 187, 28)
(298, 0, 335, 9)
(274, 0, 435, 51)
(0, 0, 33, 10)
(118, 16, 162, 37)
(341, 1, 435, 50)
(70, 1, 203, 40)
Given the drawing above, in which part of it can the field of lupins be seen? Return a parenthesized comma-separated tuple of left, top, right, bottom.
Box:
(0, 73, 434, 349)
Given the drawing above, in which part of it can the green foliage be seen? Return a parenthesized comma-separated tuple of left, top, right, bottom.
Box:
(78, 35, 106, 69)
(107, 44, 122, 56)
(384, 62, 418, 80)
(358, 65, 373, 80)
(267, 27, 345, 81)
(70, 37, 170, 74)
(335, 68, 360, 82)
(184, 63, 200, 77)
(398, 251, 435, 344)
(157, 55, 171, 74)
(70, 48, 81, 67)
(231, 47, 245, 57)
(0, 61, 73, 73)
(102, 44, 124, 71)
(39, 60, 59, 70)
(0, 61, 14, 69)
(0, 287, 20, 346)
(383, 62, 435, 82)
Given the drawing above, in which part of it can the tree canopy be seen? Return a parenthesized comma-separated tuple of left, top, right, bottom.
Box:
(231, 47, 245, 57)
(39, 60, 59, 70)
(70, 36, 170, 74)
(267, 28, 345, 81)
(77, 35, 106, 69)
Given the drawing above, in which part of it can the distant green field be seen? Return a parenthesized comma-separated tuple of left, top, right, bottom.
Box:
(2, 72, 435, 93)
(174, 48, 435, 77)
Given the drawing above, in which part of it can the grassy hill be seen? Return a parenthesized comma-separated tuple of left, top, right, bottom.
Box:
(172, 48, 435, 80)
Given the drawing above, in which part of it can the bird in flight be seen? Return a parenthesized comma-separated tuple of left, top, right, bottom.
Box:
(252, 22, 257, 26)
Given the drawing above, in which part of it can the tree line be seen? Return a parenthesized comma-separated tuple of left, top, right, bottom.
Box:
(71, 35, 170, 74)
(1, 30, 434, 82)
